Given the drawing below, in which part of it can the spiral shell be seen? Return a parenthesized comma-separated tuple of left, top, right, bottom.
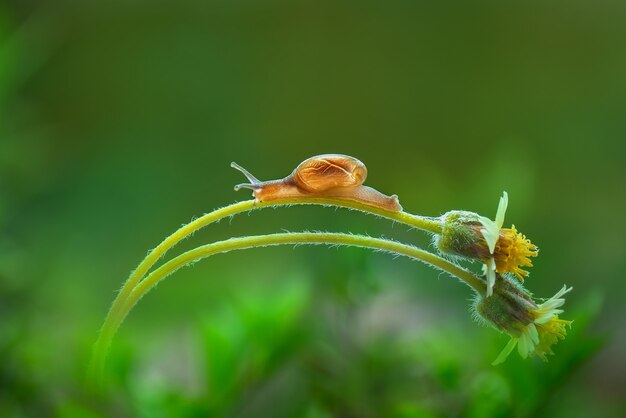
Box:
(292, 154, 367, 192)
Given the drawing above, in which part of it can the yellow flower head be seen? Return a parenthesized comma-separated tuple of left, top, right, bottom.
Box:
(491, 225, 539, 282)
(531, 317, 572, 361)
(478, 192, 539, 295)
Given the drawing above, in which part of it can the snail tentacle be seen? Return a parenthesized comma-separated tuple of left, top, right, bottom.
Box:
(231, 162, 262, 191)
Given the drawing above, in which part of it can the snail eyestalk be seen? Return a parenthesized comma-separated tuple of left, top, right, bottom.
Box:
(230, 161, 261, 191)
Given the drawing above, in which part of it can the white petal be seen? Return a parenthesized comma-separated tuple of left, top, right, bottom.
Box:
(540, 299, 565, 311)
(517, 333, 530, 358)
(478, 216, 498, 231)
(551, 285, 573, 300)
(535, 285, 572, 317)
(478, 217, 499, 254)
(495, 191, 509, 229)
(527, 323, 539, 345)
(486, 258, 496, 297)
(492, 338, 518, 365)
(534, 313, 554, 325)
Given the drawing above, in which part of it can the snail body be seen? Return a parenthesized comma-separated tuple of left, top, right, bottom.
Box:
(231, 154, 402, 212)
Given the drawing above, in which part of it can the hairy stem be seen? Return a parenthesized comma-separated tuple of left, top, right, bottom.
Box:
(89, 232, 484, 384)
(93, 198, 441, 375)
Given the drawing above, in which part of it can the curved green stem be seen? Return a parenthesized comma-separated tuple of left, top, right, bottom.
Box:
(92, 198, 441, 369)
(89, 232, 484, 384)
(134, 232, 484, 298)
(89, 198, 442, 385)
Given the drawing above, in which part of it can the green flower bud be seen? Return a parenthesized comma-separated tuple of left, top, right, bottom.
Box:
(475, 275, 536, 337)
(473, 274, 573, 364)
(436, 210, 491, 260)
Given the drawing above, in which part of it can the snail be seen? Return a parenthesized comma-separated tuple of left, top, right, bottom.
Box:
(231, 154, 402, 212)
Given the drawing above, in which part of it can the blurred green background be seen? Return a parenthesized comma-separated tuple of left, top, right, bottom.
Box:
(1, 1, 625, 417)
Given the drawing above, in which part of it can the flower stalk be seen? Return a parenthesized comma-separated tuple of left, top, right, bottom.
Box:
(89, 231, 483, 385)
(97, 198, 442, 346)
(89, 198, 443, 384)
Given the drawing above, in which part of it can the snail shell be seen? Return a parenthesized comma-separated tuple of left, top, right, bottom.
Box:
(231, 154, 402, 212)
(291, 154, 367, 192)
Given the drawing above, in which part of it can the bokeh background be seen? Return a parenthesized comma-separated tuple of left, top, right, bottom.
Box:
(1, 1, 625, 417)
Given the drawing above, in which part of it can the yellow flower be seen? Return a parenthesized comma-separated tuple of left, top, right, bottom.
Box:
(478, 192, 538, 296)
(491, 285, 573, 365)
(492, 225, 538, 282)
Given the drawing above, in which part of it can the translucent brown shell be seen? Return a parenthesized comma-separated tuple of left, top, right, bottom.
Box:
(292, 154, 367, 192)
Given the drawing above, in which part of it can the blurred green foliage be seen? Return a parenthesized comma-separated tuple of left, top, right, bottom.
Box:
(1, 1, 625, 417)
